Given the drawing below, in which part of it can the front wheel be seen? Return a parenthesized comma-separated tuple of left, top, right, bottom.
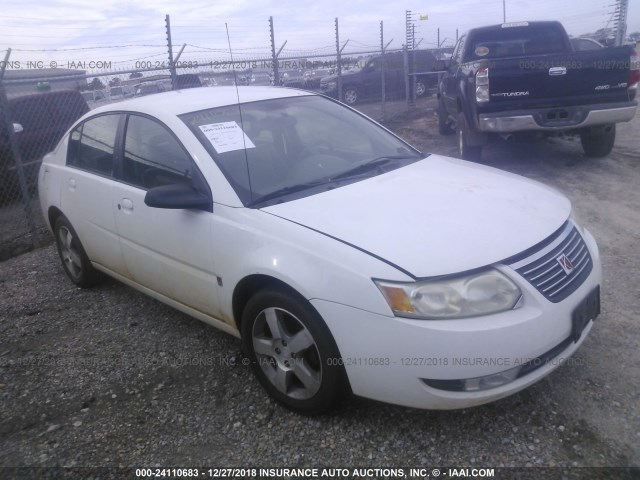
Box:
(415, 79, 427, 98)
(580, 124, 615, 158)
(342, 87, 359, 105)
(241, 288, 348, 414)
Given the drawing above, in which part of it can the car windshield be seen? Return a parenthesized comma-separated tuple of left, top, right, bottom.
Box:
(180, 95, 422, 207)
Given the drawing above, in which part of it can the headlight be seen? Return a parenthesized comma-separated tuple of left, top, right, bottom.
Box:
(375, 269, 522, 319)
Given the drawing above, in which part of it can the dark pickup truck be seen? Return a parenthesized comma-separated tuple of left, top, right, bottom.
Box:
(320, 50, 437, 105)
(434, 21, 639, 160)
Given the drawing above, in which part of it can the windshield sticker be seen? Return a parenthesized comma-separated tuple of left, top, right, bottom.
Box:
(475, 46, 490, 56)
(198, 121, 255, 154)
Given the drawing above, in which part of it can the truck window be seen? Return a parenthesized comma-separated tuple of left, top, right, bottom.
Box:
(469, 25, 566, 60)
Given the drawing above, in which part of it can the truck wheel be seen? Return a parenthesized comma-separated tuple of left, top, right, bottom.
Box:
(342, 87, 359, 105)
(580, 124, 615, 158)
(438, 99, 455, 135)
(457, 113, 482, 161)
(241, 287, 348, 415)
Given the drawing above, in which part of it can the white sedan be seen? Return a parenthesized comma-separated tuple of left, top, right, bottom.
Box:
(38, 87, 601, 414)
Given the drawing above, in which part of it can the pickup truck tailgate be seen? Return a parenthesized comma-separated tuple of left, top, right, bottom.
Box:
(480, 46, 634, 113)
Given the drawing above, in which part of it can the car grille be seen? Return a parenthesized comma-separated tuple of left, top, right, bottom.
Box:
(508, 223, 593, 303)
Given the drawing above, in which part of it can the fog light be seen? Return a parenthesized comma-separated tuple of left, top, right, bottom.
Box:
(463, 365, 521, 391)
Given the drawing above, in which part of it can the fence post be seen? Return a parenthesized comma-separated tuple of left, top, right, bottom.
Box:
(269, 17, 279, 86)
(403, 44, 410, 108)
(165, 15, 177, 90)
(380, 21, 385, 118)
(0, 49, 38, 245)
(335, 18, 342, 102)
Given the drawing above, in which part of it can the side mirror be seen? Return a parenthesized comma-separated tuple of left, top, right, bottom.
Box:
(144, 183, 212, 212)
(432, 59, 450, 72)
(13, 123, 24, 134)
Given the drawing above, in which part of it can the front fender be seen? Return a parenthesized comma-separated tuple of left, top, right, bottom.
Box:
(210, 205, 408, 326)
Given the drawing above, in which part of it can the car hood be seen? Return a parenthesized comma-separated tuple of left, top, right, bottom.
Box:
(262, 155, 571, 278)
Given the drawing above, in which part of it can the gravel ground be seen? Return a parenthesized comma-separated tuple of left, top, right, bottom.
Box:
(0, 95, 639, 479)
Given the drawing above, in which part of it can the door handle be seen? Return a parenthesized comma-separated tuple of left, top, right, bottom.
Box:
(120, 198, 134, 212)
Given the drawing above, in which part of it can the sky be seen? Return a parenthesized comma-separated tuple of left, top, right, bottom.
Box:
(1, 0, 638, 74)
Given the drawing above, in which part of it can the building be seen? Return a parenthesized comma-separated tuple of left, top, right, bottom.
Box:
(2, 68, 86, 98)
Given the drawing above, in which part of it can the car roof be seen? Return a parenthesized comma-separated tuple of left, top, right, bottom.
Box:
(89, 86, 315, 118)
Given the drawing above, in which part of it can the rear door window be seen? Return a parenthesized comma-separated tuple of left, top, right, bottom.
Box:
(67, 114, 120, 176)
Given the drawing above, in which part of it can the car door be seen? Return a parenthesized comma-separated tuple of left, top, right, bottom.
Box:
(60, 113, 127, 273)
(111, 113, 221, 318)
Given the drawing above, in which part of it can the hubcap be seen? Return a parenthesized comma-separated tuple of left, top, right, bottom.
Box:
(58, 226, 82, 280)
(252, 307, 321, 400)
(344, 90, 357, 104)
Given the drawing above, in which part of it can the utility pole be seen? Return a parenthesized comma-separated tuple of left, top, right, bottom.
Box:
(405, 10, 415, 107)
(503, 0, 506, 23)
(380, 21, 393, 119)
(165, 15, 177, 89)
(335, 18, 342, 102)
(614, 0, 629, 46)
(269, 17, 279, 85)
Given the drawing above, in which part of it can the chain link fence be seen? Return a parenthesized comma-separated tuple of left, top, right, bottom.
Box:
(0, 15, 454, 260)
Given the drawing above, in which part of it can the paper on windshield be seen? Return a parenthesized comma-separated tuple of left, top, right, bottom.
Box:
(198, 121, 255, 154)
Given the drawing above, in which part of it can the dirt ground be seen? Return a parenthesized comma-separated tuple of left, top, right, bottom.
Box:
(0, 94, 639, 478)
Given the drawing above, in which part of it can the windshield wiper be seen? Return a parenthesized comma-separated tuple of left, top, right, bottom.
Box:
(249, 179, 330, 207)
(330, 155, 417, 181)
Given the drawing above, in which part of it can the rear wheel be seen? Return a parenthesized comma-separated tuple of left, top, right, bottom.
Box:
(54, 215, 103, 287)
(241, 288, 347, 414)
(457, 113, 482, 161)
(438, 99, 455, 135)
(580, 124, 615, 158)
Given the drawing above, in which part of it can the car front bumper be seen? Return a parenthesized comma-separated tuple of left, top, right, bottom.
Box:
(311, 226, 602, 410)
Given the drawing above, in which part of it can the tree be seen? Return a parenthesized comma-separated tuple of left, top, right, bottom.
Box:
(109, 77, 122, 87)
(89, 77, 104, 91)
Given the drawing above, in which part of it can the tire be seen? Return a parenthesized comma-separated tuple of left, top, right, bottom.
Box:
(580, 124, 615, 158)
(342, 87, 359, 105)
(438, 99, 455, 136)
(457, 112, 482, 161)
(54, 215, 103, 288)
(415, 79, 427, 98)
(241, 288, 348, 415)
